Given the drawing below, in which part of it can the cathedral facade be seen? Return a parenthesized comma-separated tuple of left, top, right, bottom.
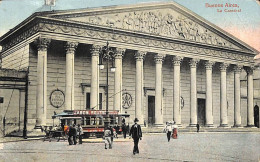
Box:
(0, 2, 258, 130)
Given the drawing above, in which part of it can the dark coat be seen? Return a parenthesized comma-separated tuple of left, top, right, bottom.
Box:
(129, 123, 142, 139)
(69, 126, 77, 136)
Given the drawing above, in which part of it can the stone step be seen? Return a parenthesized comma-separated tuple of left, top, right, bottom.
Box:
(142, 127, 260, 133)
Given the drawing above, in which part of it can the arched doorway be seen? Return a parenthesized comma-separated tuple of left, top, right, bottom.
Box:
(254, 105, 259, 128)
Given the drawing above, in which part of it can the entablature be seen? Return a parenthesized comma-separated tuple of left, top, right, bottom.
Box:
(0, 17, 256, 67)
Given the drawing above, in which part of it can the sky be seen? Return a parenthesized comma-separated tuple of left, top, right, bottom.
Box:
(0, 0, 259, 53)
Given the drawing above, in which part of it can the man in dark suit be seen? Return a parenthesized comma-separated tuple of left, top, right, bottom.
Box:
(129, 118, 142, 155)
(68, 124, 77, 145)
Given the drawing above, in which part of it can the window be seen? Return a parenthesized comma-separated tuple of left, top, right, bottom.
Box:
(86, 93, 90, 109)
(99, 93, 102, 110)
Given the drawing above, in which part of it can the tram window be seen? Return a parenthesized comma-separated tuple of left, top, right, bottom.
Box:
(91, 117, 96, 125)
(81, 117, 84, 125)
(99, 117, 103, 125)
(110, 116, 115, 125)
(86, 117, 90, 125)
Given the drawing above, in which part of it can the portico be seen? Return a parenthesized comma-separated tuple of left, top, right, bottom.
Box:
(0, 2, 258, 130)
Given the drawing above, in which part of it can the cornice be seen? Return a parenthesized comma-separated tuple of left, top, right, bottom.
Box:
(0, 17, 256, 66)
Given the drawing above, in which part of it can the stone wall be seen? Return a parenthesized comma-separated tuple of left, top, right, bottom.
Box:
(2, 45, 29, 70)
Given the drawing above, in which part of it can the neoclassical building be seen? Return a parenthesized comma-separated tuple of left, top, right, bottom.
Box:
(0, 2, 259, 130)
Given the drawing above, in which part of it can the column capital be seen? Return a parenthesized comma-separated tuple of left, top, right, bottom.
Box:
(114, 48, 126, 59)
(154, 54, 165, 64)
(234, 64, 243, 73)
(135, 51, 147, 60)
(172, 56, 183, 65)
(189, 58, 200, 68)
(219, 62, 230, 72)
(34, 37, 51, 51)
(205, 60, 215, 70)
(244, 66, 254, 75)
(65, 42, 78, 54)
(90, 44, 101, 56)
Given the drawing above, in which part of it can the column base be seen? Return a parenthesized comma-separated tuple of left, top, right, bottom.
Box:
(188, 124, 197, 127)
(232, 124, 243, 128)
(154, 123, 164, 128)
(205, 124, 214, 128)
(176, 124, 182, 128)
(219, 124, 229, 128)
(246, 125, 257, 128)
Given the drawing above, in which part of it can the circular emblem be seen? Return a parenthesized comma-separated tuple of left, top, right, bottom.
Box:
(122, 92, 132, 109)
(181, 96, 184, 109)
(50, 89, 65, 108)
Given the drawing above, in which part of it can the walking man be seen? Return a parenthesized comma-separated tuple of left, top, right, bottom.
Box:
(77, 124, 83, 144)
(122, 122, 127, 139)
(129, 118, 142, 155)
(164, 122, 173, 142)
(196, 123, 200, 133)
(68, 124, 77, 145)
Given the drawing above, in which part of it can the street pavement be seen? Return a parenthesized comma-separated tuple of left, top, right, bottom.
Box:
(0, 132, 259, 162)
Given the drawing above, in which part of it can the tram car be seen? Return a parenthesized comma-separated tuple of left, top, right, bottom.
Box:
(52, 110, 130, 138)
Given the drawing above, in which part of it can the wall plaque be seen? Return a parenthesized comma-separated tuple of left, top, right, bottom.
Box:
(50, 89, 65, 108)
(122, 92, 132, 109)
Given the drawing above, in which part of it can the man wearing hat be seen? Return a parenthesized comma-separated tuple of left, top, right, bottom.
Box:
(129, 118, 142, 155)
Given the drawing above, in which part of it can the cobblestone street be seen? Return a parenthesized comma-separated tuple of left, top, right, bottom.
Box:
(0, 132, 259, 162)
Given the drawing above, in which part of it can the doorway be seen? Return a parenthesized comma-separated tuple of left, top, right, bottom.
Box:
(197, 99, 206, 126)
(148, 96, 155, 126)
(254, 105, 259, 128)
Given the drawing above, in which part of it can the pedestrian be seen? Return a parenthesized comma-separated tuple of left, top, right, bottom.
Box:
(129, 118, 142, 155)
(103, 123, 112, 149)
(68, 125, 73, 145)
(77, 124, 83, 144)
(114, 122, 120, 138)
(164, 122, 172, 142)
(196, 123, 200, 133)
(172, 121, 178, 139)
(127, 123, 130, 134)
(68, 124, 77, 145)
(122, 122, 127, 139)
(109, 126, 114, 143)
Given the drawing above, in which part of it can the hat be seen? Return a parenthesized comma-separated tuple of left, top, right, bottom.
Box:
(134, 118, 139, 122)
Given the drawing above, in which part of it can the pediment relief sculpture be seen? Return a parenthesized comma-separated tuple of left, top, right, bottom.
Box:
(65, 9, 238, 49)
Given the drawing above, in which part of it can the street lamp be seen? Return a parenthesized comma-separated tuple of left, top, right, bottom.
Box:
(99, 41, 116, 116)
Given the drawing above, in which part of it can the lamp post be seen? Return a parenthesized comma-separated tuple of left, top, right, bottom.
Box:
(99, 41, 115, 116)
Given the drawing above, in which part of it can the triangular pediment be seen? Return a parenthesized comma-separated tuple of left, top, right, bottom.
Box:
(44, 2, 257, 53)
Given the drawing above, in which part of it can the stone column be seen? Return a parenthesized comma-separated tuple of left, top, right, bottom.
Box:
(245, 66, 254, 127)
(154, 54, 165, 127)
(220, 63, 229, 127)
(189, 58, 200, 127)
(135, 51, 146, 125)
(205, 60, 215, 127)
(35, 37, 50, 127)
(65, 42, 78, 110)
(172, 56, 183, 126)
(90, 45, 101, 110)
(114, 48, 125, 113)
(234, 65, 242, 127)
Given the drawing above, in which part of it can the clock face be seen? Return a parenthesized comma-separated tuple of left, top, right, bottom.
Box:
(122, 92, 132, 109)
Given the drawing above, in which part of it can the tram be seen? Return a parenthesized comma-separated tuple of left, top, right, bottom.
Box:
(52, 110, 130, 138)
